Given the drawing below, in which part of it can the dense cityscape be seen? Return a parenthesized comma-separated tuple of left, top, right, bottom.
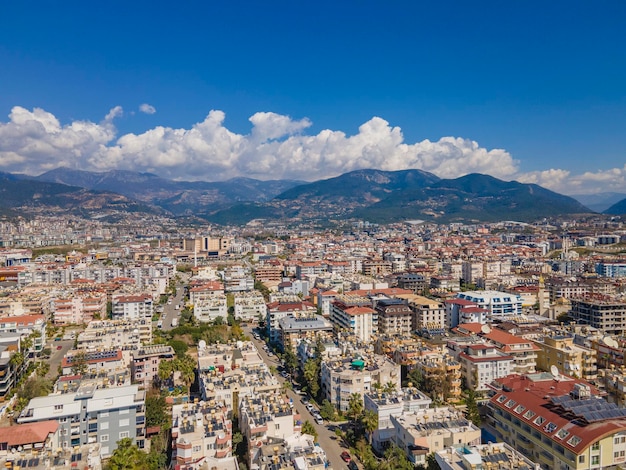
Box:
(0, 212, 623, 470)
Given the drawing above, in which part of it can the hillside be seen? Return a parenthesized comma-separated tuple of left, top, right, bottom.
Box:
(604, 198, 626, 215)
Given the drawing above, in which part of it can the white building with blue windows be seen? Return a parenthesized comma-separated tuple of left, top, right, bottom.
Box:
(455, 290, 522, 318)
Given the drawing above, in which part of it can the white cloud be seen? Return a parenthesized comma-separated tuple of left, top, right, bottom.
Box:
(0, 105, 624, 195)
(139, 103, 156, 115)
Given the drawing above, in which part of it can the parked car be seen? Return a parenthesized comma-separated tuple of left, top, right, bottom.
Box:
(341, 451, 351, 462)
(348, 461, 358, 470)
(314, 415, 324, 425)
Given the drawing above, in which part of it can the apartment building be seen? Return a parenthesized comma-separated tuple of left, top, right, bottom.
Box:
(0, 313, 46, 355)
(277, 315, 333, 352)
(320, 354, 401, 412)
(534, 334, 597, 381)
(391, 406, 481, 467)
(445, 298, 487, 328)
(455, 290, 523, 318)
(131, 345, 175, 389)
(111, 294, 153, 321)
(329, 295, 377, 343)
(194, 294, 228, 323)
(407, 295, 446, 331)
(375, 298, 413, 336)
(171, 399, 236, 469)
(77, 318, 151, 353)
(448, 341, 514, 391)
(239, 390, 300, 448)
(233, 291, 266, 322)
(487, 373, 626, 469)
(51, 292, 107, 325)
(266, 301, 316, 345)
(189, 281, 225, 305)
(0, 342, 24, 400)
(61, 349, 125, 376)
(455, 323, 539, 375)
(364, 387, 432, 453)
(18, 384, 146, 458)
(570, 295, 626, 335)
(435, 443, 538, 470)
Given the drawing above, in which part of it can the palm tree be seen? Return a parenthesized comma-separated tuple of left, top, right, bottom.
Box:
(384, 381, 396, 393)
(176, 354, 196, 397)
(301, 420, 318, 441)
(347, 393, 363, 423)
(360, 409, 378, 445)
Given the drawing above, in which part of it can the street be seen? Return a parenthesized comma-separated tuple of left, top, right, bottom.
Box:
(159, 281, 186, 331)
(245, 326, 351, 470)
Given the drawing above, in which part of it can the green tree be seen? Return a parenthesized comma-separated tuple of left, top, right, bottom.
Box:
(168, 339, 188, 358)
(347, 393, 363, 423)
(319, 399, 336, 421)
(213, 316, 225, 326)
(175, 354, 196, 396)
(157, 359, 174, 386)
(145, 394, 169, 428)
(301, 420, 318, 441)
(106, 438, 146, 470)
(283, 347, 299, 375)
(70, 350, 88, 376)
(465, 388, 481, 426)
(360, 409, 378, 445)
(426, 453, 441, 470)
(303, 359, 320, 398)
(18, 376, 52, 402)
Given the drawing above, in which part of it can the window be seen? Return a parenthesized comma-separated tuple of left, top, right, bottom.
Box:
(119, 408, 129, 415)
(556, 429, 570, 440)
(54, 404, 63, 411)
(505, 399, 516, 408)
(514, 405, 526, 414)
(119, 431, 130, 439)
(100, 411, 109, 418)
(591, 456, 599, 465)
(533, 416, 545, 426)
(100, 435, 109, 442)
(567, 436, 582, 447)
(592, 442, 600, 451)
(579, 455, 585, 463)
(101, 422, 109, 430)
(497, 395, 507, 403)
(523, 410, 536, 420)
(119, 419, 129, 427)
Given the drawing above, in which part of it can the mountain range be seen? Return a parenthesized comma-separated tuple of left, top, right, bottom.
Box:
(1, 167, 619, 225)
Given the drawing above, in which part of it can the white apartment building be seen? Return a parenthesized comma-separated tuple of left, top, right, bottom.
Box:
(194, 295, 228, 323)
(455, 290, 522, 318)
(77, 318, 152, 352)
(233, 291, 266, 322)
(111, 294, 154, 321)
(448, 342, 515, 391)
(329, 295, 377, 343)
(171, 399, 235, 468)
(321, 354, 401, 412)
(391, 407, 481, 467)
(364, 387, 432, 453)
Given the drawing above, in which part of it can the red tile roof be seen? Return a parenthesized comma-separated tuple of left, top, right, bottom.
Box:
(0, 420, 58, 447)
(490, 374, 626, 454)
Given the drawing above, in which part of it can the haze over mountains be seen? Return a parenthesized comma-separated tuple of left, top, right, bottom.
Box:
(2, 167, 622, 225)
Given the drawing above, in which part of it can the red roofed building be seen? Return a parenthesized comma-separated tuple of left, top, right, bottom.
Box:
(488, 373, 626, 469)
(330, 295, 377, 342)
(0, 420, 58, 452)
(448, 341, 514, 391)
(111, 293, 153, 320)
(455, 323, 539, 375)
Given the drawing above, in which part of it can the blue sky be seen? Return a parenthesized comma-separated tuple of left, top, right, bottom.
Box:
(1, 1, 626, 194)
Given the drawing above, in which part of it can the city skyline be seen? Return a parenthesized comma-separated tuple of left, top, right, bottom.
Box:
(1, 1, 626, 195)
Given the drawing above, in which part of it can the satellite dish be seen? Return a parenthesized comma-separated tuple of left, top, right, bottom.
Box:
(481, 325, 491, 334)
(198, 340, 207, 350)
(550, 365, 560, 379)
